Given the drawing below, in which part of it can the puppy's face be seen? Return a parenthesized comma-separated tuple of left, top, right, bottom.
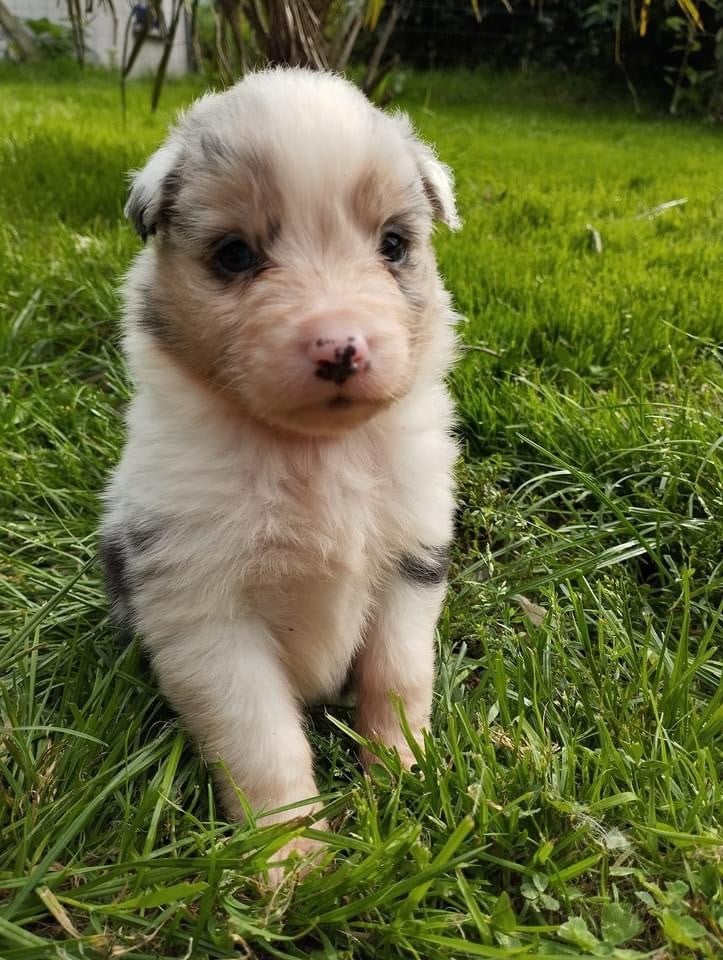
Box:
(126, 69, 459, 436)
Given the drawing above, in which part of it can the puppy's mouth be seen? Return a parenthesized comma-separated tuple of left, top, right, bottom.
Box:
(328, 395, 353, 410)
(261, 392, 391, 437)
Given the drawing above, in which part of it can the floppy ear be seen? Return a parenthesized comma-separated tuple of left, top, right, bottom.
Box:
(394, 112, 460, 231)
(125, 140, 184, 242)
(412, 138, 461, 232)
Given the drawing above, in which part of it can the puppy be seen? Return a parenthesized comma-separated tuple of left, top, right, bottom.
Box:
(101, 68, 460, 866)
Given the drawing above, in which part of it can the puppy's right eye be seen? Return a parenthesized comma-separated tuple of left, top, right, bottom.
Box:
(215, 239, 257, 275)
(380, 231, 408, 265)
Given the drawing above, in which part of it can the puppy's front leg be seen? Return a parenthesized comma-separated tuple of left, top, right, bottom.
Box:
(150, 617, 323, 833)
(355, 550, 448, 770)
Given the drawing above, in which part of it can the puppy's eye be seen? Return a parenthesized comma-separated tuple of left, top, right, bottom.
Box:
(215, 239, 257, 275)
(380, 232, 407, 264)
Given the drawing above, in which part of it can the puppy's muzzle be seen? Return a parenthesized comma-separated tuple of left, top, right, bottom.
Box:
(308, 332, 369, 386)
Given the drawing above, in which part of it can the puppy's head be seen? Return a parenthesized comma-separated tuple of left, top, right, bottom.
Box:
(125, 68, 459, 437)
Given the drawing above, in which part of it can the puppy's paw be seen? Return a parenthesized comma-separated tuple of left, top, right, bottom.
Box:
(360, 738, 421, 774)
(396, 743, 419, 771)
(263, 825, 329, 888)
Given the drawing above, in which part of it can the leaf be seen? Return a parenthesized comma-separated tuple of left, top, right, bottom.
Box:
(399, 816, 474, 919)
(677, 0, 704, 30)
(558, 916, 600, 951)
(586, 223, 603, 254)
(535, 840, 555, 865)
(665, 880, 689, 902)
(602, 828, 631, 851)
(634, 890, 655, 908)
(36, 886, 81, 938)
(513, 594, 546, 626)
(520, 881, 538, 900)
(102, 881, 209, 913)
(0, 916, 46, 947)
(601, 903, 643, 946)
(540, 893, 560, 911)
(635, 197, 688, 220)
(661, 909, 708, 948)
(589, 792, 638, 814)
(490, 891, 516, 933)
(639, 0, 651, 37)
(364, 0, 385, 30)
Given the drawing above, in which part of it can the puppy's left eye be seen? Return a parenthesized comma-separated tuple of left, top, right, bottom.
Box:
(380, 232, 408, 264)
(215, 239, 258, 275)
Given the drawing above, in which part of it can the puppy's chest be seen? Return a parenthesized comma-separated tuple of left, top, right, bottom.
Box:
(236, 455, 394, 701)
(237, 454, 394, 583)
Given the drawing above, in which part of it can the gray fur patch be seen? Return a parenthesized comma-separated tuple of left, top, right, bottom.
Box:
(421, 175, 446, 223)
(100, 533, 134, 630)
(127, 520, 163, 553)
(395, 261, 427, 313)
(200, 132, 234, 164)
(398, 545, 450, 586)
(126, 167, 182, 242)
(137, 294, 174, 345)
(100, 517, 165, 634)
(126, 189, 151, 242)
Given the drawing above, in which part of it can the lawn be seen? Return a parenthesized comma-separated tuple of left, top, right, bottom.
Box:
(1, 63, 721, 959)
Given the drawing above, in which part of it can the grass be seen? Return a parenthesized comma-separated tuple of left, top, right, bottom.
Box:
(1, 61, 722, 958)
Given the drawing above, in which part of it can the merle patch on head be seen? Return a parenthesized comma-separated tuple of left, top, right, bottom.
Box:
(200, 132, 234, 164)
(395, 269, 427, 313)
(399, 545, 450, 586)
(138, 294, 174, 345)
(127, 198, 151, 242)
(127, 166, 182, 243)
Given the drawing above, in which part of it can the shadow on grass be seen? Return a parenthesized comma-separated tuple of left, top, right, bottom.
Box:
(1, 133, 132, 228)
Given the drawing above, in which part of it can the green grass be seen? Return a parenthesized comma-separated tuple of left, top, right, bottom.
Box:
(1, 62, 722, 959)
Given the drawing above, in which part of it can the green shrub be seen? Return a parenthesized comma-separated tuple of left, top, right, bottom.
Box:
(390, 0, 723, 117)
(25, 16, 75, 60)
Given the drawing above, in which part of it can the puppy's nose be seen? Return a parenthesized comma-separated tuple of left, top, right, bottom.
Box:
(309, 333, 369, 384)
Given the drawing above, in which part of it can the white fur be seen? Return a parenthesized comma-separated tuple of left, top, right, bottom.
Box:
(102, 68, 460, 866)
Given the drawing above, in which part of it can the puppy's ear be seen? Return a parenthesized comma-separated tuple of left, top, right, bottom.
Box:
(414, 140, 461, 232)
(125, 141, 184, 242)
(395, 113, 460, 231)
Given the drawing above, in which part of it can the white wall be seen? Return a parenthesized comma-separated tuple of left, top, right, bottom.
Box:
(1, 0, 189, 76)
